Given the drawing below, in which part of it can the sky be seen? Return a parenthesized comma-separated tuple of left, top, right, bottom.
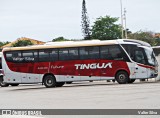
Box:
(0, 0, 160, 42)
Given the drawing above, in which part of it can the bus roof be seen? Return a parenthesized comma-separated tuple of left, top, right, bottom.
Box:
(2, 39, 151, 52)
(2, 40, 117, 51)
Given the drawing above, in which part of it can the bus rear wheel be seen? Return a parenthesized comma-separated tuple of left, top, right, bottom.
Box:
(0, 76, 9, 87)
(116, 71, 129, 84)
(43, 75, 56, 88)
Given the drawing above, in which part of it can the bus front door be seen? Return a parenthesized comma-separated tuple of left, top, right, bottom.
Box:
(134, 49, 148, 79)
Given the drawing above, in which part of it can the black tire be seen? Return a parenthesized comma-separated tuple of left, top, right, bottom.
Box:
(128, 79, 136, 83)
(116, 71, 129, 84)
(66, 81, 72, 84)
(140, 79, 145, 81)
(56, 82, 65, 87)
(43, 75, 56, 88)
(0, 76, 9, 87)
(10, 84, 19, 86)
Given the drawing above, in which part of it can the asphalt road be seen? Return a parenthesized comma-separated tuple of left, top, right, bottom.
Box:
(0, 80, 160, 118)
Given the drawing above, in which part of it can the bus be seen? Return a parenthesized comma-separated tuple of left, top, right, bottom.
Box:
(0, 52, 8, 87)
(0, 52, 2, 78)
(152, 46, 160, 80)
(1, 39, 158, 88)
(0, 52, 18, 87)
(0, 52, 4, 86)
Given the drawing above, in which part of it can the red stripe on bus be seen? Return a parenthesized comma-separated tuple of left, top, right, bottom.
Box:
(6, 60, 130, 77)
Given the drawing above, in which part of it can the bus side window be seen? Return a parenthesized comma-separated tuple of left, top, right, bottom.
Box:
(39, 50, 50, 62)
(109, 45, 128, 61)
(6, 51, 22, 63)
(79, 47, 89, 60)
(22, 51, 35, 62)
(59, 48, 69, 61)
(88, 46, 99, 59)
(100, 46, 113, 60)
(50, 49, 58, 61)
(68, 48, 79, 60)
(6, 52, 13, 62)
(134, 49, 146, 64)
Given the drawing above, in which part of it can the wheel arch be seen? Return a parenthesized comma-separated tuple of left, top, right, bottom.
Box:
(115, 69, 130, 79)
(42, 73, 56, 83)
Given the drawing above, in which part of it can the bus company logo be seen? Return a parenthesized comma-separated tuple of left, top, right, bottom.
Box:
(75, 63, 112, 70)
(2, 110, 12, 115)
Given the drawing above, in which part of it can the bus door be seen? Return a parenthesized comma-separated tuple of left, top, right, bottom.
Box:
(133, 49, 148, 79)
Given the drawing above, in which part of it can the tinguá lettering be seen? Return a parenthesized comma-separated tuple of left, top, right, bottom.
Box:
(75, 63, 112, 69)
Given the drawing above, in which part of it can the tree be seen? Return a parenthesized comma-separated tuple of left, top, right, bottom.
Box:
(128, 30, 157, 46)
(12, 40, 33, 47)
(81, 0, 91, 40)
(0, 41, 10, 47)
(52, 37, 69, 42)
(91, 15, 121, 40)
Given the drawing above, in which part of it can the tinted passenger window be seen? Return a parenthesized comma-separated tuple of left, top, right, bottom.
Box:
(50, 49, 58, 61)
(59, 48, 69, 60)
(109, 46, 123, 60)
(79, 47, 89, 60)
(100, 45, 123, 60)
(6, 51, 22, 62)
(39, 50, 50, 62)
(68, 48, 79, 60)
(88, 47, 99, 59)
(100, 46, 111, 59)
(22, 51, 36, 62)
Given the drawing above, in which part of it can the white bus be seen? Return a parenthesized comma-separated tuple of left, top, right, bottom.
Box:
(0, 52, 8, 87)
(0, 52, 2, 76)
(0, 52, 18, 87)
(1, 39, 158, 88)
(153, 46, 160, 80)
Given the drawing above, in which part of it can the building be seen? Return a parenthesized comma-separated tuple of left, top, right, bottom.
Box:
(0, 37, 45, 48)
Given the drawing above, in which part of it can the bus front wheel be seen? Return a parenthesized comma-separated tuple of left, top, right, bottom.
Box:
(0, 76, 9, 87)
(43, 75, 56, 88)
(116, 71, 129, 84)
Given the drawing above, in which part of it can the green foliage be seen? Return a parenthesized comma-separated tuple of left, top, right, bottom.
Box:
(0, 41, 10, 47)
(128, 30, 158, 46)
(12, 40, 33, 47)
(91, 15, 122, 40)
(155, 39, 160, 46)
(52, 37, 69, 42)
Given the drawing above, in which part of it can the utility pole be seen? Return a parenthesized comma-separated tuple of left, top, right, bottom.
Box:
(120, 0, 124, 39)
(123, 8, 127, 39)
(81, 0, 91, 40)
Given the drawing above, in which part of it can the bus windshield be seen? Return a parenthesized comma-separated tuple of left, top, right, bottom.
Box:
(144, 47, 157, 66)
